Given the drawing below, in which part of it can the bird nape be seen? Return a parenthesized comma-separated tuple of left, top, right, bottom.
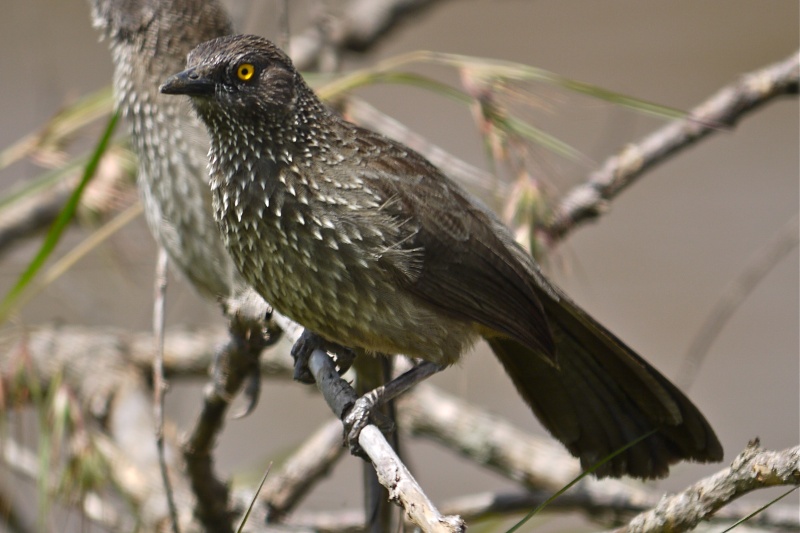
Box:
(161, 33, 723, 479)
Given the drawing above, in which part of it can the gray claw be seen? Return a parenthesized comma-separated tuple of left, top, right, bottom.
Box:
(231, 366, 261, 419)
(344, 393, 385, 458)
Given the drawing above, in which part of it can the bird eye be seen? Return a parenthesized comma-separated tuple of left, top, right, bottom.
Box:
(236, 63, 255, 81)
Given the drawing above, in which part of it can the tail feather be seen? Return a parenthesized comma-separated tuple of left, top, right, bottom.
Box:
(487, 279, 722, 479)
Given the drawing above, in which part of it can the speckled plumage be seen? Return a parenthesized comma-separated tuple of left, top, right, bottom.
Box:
(91, 0, 259, 305)
(162, 35, 723, 479)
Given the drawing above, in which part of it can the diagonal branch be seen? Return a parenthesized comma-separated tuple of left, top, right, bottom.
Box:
(289, 0, 451, 71)
(545, 50, 800, 243)
(260, 418, 346, 522)
(618, 440, 800, 533)
(304, 347, 465, 533)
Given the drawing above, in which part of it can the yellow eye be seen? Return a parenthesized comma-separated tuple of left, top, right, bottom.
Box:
(236, 63, 255, 81)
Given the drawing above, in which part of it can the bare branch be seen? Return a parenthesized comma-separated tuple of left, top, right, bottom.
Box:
(677, 214, 799, 389)
(546, 50, 800, 243)
(307, 349, 466, 532)
(618, 441, 800, 533)
(439, 487, 800, 531)
(286, 487, 799, 533)
(152, 248, 182, 533)
(399, 383, 649, 496)
(290, 0, 450, 71)
(261, 418, 346, 522)
(182, 316, 273, 533)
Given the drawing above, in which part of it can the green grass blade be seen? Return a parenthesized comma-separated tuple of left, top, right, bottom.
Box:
(718, 486, 798, 533)
(433, 53, 687, 120)
(0, 111, 120, 322)
(506, 429, 657, 532)
(316, 70, 471, 105)
(500, 114, 583, 161)
(235, 462, 272, 533)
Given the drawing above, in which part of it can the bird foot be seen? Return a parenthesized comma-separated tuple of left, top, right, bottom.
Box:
(343, 390, 395, 457)
(213, 312, 276, 419)
(291, 329, 356, 384)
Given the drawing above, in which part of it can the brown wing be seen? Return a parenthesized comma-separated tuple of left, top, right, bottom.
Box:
(353, 134, 555, 358)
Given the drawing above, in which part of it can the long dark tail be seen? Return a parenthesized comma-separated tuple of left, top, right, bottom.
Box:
(487, 282, 722, 479)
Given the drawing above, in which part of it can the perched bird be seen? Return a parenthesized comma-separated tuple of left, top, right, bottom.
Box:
(91, 0, 275, 412)
(93, 4, 391, 529)
(161, 34, 723, 478)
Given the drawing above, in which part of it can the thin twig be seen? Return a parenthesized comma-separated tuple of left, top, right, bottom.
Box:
(545, 50, 800, 243)
(677, 213, 799, 389)
(152, 247, 181, 533)
(278, 0, 291, 51)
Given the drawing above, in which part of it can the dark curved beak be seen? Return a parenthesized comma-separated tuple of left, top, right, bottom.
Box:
(160, 68, 214, 96)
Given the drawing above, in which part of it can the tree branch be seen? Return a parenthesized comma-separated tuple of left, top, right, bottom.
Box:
(289, 0, 450, 71)
(4, 325, 798, 532)
(306, 349, 466, 532)
(618, 440, 800, 533)
(152, 248, 181, 533)
(181, 314, 274, 533)
(260, 418, 346, 522)
(545, 50, 800, 243)
(286, 485, 798, 533)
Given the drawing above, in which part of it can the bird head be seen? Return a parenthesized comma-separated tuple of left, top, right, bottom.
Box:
(160, 34, 299, 122)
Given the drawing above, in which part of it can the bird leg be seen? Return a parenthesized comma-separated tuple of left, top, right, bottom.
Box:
(344, 360, 443, 456)
(291, 329, 356, 384)
(213, 309, 280, 419)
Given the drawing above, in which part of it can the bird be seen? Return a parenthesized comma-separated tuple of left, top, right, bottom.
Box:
(90, 0, 277, 413)
(160, 34, 723, 479)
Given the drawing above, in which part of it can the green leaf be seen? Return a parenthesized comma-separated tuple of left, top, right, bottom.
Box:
(316, 70, 471, 106)
(0, 111, 120, 322)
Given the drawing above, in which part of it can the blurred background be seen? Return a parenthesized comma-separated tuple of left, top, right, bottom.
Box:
(1, 0, 797, 531)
